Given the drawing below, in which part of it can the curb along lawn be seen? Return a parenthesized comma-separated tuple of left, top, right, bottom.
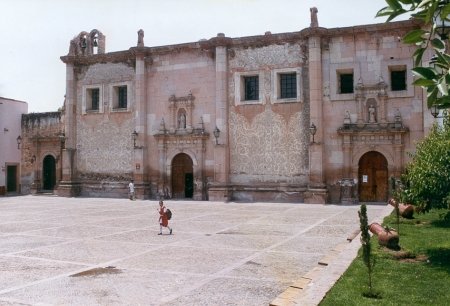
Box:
(320, 208, 450, 306)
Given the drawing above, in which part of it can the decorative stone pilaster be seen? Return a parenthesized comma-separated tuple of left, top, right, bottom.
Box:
(56, 62, 81, 197)
(133, 51, 150, 199)
(308, 33, 326, 192)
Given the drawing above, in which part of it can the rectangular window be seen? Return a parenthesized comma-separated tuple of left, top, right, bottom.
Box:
(117, 86, 127, 109)
(280, 73, 297, 99)
(391, 70, 406, 91)
(339, 73, 354, 94)
(244, 76, 259, 101)
(88, 88, 99, 111)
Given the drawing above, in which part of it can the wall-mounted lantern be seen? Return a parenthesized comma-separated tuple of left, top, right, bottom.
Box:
(435, 3, 450, 40)
(213, 126, 220, 145)
(430, 104, 441, 118)
(132, 130, 138, 148)
(16, 135, 22, 149)
(132, 130, 143, 149)
(309, 123, 317, 143)
(31, 155, 36, 164)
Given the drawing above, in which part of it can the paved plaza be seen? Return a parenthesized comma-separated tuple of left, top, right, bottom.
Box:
(0, 196, 390, 305)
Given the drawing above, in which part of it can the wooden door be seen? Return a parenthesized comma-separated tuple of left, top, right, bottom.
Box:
(171, 153, 193, 199)
(358, 151, 388, 202)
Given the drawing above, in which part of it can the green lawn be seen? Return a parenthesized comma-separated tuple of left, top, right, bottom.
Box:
(320, 208, 450, 306)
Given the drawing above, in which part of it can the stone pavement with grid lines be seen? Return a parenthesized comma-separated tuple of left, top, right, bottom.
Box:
(0, 195, 391, 305)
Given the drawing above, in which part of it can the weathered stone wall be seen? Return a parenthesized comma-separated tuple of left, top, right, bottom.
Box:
(51, 20, 429, 202)
(228, 43, 308, 186)
(229, 109, 307, 184)
(76, 118, 134, 179)
(75, 63, 135, 179)
(323, 29, 422, 185)
(21, 112, 63, 194)
(146, 50, 216, 183)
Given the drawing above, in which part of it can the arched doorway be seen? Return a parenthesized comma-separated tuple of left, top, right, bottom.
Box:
(358, 151, 388, 202)
(42, 155, 56, 191)
(171, 153, 193, 199)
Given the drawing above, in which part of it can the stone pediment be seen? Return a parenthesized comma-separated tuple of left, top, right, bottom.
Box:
(338, 124, 408, 146)
(154, 92, 210, 143)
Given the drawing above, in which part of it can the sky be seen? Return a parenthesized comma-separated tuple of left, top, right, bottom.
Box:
(0, 0, 400, 113)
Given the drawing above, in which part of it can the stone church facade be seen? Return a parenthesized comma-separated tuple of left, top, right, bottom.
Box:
(20, 11, 434, 203)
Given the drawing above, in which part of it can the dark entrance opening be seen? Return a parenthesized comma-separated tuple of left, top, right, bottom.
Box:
(171, 153, 193, 199)
(43, 155, 56, 190)
(358, 151, 388, 202)
(6, 165, 18, 192)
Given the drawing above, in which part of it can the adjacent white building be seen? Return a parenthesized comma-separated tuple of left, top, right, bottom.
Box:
(0, 97, 28, 195)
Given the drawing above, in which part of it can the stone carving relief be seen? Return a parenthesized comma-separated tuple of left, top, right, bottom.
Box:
(368, 105, 376, 123)
(366, 98, 377, 123)
(230, 44, 302, 71)
(323, 81, 330, 97)
(168, 93, 195, 132)
(344, 110, 351, 125)
(310, 7, 319, 27)
(137, 29, 144, 47)
(178, 111, 186, 129)
(229, 109, 308, 184)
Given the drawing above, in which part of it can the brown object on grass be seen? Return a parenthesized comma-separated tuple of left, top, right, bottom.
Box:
(369, 222, 399, 249)
(388, 198, 414, 219)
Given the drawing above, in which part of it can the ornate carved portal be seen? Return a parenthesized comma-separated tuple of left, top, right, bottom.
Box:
(338, 80, 408, 203)
(154, 93, 210, 200)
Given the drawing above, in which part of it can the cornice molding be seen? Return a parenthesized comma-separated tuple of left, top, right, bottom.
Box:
(60, 50, 134, 65)
(60, 20, 422, 65)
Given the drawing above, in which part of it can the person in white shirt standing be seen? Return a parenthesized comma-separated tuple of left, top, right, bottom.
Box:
(128, 179, 135, 200)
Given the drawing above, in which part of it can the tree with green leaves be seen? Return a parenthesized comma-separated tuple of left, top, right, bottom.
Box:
(401, 112, 450, 211)
(377, 0, 450, 110)
(358, 204, 377, 298)
(378, 1, 450, 212)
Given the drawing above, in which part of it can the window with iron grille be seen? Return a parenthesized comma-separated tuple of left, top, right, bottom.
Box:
(244, 76, 259, 101)
(117, 86, 127, 108)
(280, 73, 297, 99)
(339, 73, 354, 94)
(89, 88, 99, 110)
(391, 70, 406, 91)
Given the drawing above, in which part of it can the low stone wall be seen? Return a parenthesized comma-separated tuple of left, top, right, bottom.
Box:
(80, 181, 129, 198)
(228, 185, 307, 203)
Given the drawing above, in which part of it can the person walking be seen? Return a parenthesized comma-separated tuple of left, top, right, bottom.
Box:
(128, 180, 135, 200)
(157, 200, 172, 235)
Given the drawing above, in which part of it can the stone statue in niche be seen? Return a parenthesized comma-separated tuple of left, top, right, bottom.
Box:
(137, 29, 144, 47)
(178, 113, 186, 129)
(310, 7, 319, 27)
(194, 177, 202, 190)
(368, 105, 376, 123)
(344, 110, 351, 125)
(395, 108, 402, 122)
(394, 108, 403, 128)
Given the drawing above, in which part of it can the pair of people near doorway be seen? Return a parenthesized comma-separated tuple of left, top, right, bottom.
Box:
(157, 200, 172, 235)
